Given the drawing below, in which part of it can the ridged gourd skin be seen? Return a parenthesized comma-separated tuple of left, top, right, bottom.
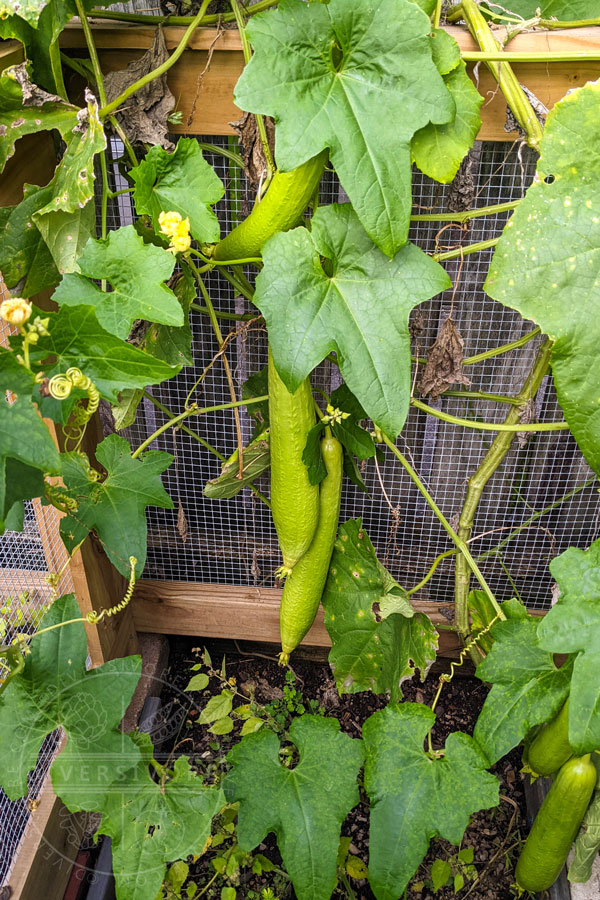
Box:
(527, 699, 573, 777)
(212, 150, 328, 261)
(268, 348, 319, 575)
(516, 753, 597, 893)
(279, 434, 343, 663)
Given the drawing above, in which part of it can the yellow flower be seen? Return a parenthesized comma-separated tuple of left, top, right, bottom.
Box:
(158, 210, 191, 254)
(0, 297, 32, 327)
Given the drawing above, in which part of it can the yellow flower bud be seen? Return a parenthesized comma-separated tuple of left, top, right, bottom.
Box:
(0, 297, 32, 327)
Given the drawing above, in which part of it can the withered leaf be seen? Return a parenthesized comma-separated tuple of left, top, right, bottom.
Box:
(419, 317, 471, 400)
(230, 112, 275, 191)
(104, 28, 175, 149)
(517, 397, 537, 449)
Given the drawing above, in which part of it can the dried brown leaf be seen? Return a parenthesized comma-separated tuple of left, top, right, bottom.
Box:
(517, 397, 537, 449)
(177, 499, 189, 543)
(104, 27, 175, 149)
(229, 112, 275, 190)
(419, 317, 471, 400)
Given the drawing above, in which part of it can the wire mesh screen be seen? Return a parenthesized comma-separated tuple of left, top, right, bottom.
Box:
(0, 312, 73, 887)
(99, 136, 599, 611)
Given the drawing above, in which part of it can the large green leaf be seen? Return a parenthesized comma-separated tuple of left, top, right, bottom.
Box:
(537, 539, 600, 754)
(60, 434, 173, 577)
(254, 204, 450, 437)
(234, 0, 454, 256)
(0, 183, 59, 296)
(485, 80, 600, 475)
(30, 304, 181, 400)
(0, 62, 78, 170)
(53, 226, 182, 340)
(33, 91, 105, 274)
(131, 138, 224, 243)
(364, 704, 499, 900)
(412, 61, 483, 184)
(473, 599, 573, 765)
(322, 519, 438, 701)
(0, 348, 60, 530)
(224, 716, 364, 900)
(100, 731, 224, 900)
(0, 594, 141, 810)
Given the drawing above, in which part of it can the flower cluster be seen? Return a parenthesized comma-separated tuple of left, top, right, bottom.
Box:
(158, 210, 191, 254)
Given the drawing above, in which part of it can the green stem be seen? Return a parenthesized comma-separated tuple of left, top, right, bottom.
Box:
(381, 434, 503, 620)
(459, 0, 544, 151)
(88, 0, 279, 26)
(410, 397, 567, 432)
(454, 338, 552, 640)
(99, 0, 211, 118)
(107, 115, 139, 166)
(230, 0, 275, 180)
(191, 302, 257, 322)
(131, 396, 267, 458)
(442, 390, 520, 404)
(448, 4, 600, 28)
(411, 200, 519, 223)
(433, 237, 499, 262)
(464, 327, 541, 365)
(49, 40, 67, 99)
(198, 141, 243, 168)
(462, 50, 600, 62)
(74, 0, 108, 107)
(218, 266, 255, 302)
(407, 549, 456, 597)
(142, 391, 226, 462)
(99, 150, 109, 245)
(432, 0, 443, 29)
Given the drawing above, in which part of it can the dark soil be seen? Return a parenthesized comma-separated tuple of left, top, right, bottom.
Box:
(155, 637, 527, 900)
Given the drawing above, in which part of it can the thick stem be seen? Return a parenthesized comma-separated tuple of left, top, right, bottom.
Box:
(454, 338, 552, 639)
(410, 397, 567, 432)
(411, 199, 519, 223)
(381, 435, 504, 620)
(459, 0, 544, 152)
(464, 327, 540, 365)
(99, 0, 211, 118)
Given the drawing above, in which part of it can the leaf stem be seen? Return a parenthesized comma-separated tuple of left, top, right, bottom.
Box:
(407, 549, 456, 596)
(198, 142, 244, 168)
(442, 390, 520, 404)
(462, 49, 600, 62)
(87, 0, 280, 26)
(74, 0, 108, 107)
(463, 327, 541, 365)
(410, 397, 567, 432)
(191, 302, 257, 322)
(381, 434, 503, 621)
(98, 0, 212, 118)
(411, 200, 519, 222)
(454, 337, 552, 639)
(48, 39, 67, 99)
(433, 237, 499, 261)
(131, 396, 267, 459)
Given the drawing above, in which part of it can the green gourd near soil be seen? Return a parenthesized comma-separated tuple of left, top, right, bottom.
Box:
(268, 348, 319, 576)
(516, 753, 597, 893)
(279, 433, 343, 664)
(212, 151, 328, 261)
(527, 699, 573, 777)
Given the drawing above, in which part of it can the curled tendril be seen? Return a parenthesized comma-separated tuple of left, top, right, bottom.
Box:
(86, 557, 137, 624)
(48, 373, 73, 400)
(48, 368, 101, 450)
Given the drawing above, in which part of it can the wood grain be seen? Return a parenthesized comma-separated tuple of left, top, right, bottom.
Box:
(132, 580, 463, 657)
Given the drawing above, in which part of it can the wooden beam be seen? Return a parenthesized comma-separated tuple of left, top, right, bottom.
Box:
(59, 23, 600, 139)
(132, 580, 463, 657)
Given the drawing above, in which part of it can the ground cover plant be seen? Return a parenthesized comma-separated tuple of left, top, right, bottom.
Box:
(1, 0, 600, 897)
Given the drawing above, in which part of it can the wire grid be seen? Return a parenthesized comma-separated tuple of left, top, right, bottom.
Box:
(99, 136, 600, 610)
(0, 316, 75, 887)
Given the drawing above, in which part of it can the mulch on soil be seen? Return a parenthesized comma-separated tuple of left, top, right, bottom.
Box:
(154, 637, 527, 900)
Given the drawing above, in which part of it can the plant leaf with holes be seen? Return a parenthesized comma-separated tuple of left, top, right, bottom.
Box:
(53, 226, 183, 340)
(322, 519, 438, 701)
(0, 62, 79, 170)
(0, 184, 59, 297)
(99, 731, 224, 900)
(255, 204, 450, 437)
(131, 138, 224, 243)
(364, 704, 499, 900)
(0, 349, 61, 532)
(224, 715, 364, 900)
(485, 80, 600, 476)
(60, 434, 173, 577)
(29, 304, 180, 400)
(0, 593, 141, 809)
(234, 0, 454, 255)
(473, 599, 573, 764)
(412, 61, 483, 184)
(537, 538, 600, 754)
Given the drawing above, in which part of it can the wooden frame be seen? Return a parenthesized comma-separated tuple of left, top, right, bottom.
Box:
(1, 20, 600, 897)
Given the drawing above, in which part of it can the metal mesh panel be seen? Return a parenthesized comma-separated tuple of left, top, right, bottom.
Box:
(0, 314, 74, 886)
(99, 136, 599, 610)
